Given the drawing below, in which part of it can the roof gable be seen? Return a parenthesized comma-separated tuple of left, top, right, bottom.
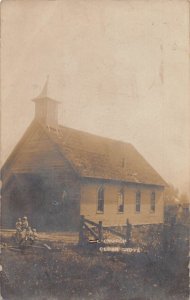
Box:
(1, 121, 77, 186)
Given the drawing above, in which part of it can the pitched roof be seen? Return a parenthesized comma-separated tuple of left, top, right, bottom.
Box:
(44, 123, 166, 186)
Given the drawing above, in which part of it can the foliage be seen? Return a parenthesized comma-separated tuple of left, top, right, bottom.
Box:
(164, 183, 179, 205)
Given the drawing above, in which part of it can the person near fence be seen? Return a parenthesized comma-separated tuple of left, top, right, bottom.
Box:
(15, 218, 22, 231)
(15, 218, 22, 241)
(21, 216, 29, 230)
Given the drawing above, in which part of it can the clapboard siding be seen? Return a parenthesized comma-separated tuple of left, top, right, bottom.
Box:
(2, 167, 80, 230)
(2, 124, 81, 230)
(9, 126, 73, 173)
(80, 181, 164, 226)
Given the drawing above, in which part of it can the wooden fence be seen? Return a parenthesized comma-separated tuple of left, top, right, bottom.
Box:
(78, 215, 132, 246)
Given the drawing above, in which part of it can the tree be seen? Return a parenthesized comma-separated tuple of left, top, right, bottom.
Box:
(179, 193, 189, 204)
(164, 183, 179, 205)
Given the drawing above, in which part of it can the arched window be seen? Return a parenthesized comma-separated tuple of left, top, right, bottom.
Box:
(136, 191, 141, 212)
(97, 186, 104, 213)
(118, 190, 124, 213)
(150, 191, 156, 212)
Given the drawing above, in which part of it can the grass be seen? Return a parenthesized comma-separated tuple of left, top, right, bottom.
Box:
(0, 228, 189, 300)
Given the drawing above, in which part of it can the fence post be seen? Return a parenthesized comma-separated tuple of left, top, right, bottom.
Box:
(163, 224, 168, 253)
(98, 221, 103, 243)
(169, 217, 176, 252)
(126, 218, 132, 246)
(79, 215, 85, 245)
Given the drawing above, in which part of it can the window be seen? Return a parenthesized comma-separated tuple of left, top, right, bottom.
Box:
(118, 190, 124, 213)
(97, 186, 104, 213)
(150, 192, 156, 213)
(136, 191, 141, 212)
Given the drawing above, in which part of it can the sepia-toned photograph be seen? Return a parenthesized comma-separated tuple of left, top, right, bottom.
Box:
(0, 1, 189, 299)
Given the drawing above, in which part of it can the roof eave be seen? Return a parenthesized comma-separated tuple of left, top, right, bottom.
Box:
(32, 97, 61, 104)
(80, 175, 166, 187)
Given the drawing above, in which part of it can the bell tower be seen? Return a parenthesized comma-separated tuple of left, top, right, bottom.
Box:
(32, 78, 60, 128)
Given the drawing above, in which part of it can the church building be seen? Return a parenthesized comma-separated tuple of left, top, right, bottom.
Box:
(1, 82, 166, 232)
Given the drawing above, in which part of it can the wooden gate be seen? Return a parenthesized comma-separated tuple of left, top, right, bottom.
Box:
(78, 215, 132, 246)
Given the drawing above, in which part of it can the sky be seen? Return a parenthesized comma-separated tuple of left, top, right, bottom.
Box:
(1, 0, 190, 195)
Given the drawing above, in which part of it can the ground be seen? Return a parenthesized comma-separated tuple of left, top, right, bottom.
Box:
(0, 230, 189, 300)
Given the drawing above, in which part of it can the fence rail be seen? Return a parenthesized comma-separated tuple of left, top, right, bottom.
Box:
(79, 215, 132, 246)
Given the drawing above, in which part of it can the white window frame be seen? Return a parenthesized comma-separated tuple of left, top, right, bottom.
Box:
(150, 191, 156, 213)
(97, 186, 104, 213)
(117, 190, 124, 213)
(135, 191, 141, 213)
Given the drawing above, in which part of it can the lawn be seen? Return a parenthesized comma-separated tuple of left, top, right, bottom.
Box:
(0, 228, 189, 300)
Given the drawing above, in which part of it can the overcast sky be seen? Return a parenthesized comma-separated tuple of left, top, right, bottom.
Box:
(1, 0, 190, 195)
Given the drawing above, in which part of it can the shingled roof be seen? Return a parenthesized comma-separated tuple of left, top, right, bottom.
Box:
(44, 124, 166, 187)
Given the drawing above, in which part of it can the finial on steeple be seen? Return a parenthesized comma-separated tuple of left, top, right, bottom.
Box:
(38, 75, 49, 98)
(32, 77, 61, 128)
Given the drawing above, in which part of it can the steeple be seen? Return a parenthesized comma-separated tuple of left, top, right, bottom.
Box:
(38, 75, 49, 98)
(32, 78, 60, 128)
